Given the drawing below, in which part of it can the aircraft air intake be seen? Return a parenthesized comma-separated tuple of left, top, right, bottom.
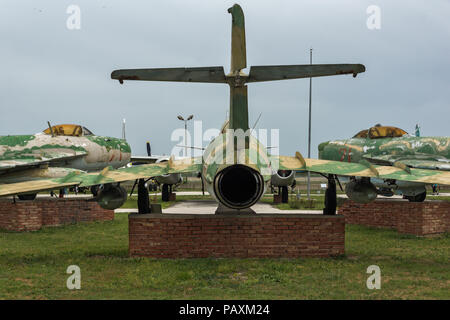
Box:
(213, 164, 265, 209)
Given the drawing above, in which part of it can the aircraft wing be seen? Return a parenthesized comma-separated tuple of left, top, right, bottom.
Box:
(0, 157, 202, 197)
(130, 155, 167, 164)
(275, 153, 450, 186)
(363, 154, 450, 171)
(0, 150, 87, 174)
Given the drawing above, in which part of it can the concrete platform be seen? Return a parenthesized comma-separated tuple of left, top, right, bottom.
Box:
(116, 200, 323, 215)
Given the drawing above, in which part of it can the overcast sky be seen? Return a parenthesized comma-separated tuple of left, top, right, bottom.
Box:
(1, 0, 449, 158)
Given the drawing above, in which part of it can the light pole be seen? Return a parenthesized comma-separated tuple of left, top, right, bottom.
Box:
(307, 48, 313, 201)
(177, 114, 194, 157)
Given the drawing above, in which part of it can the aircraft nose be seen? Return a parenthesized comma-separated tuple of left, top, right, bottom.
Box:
(318, 141, 329, 153)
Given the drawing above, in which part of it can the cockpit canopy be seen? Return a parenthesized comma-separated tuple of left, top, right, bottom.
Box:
(43, 124, 93, 137)
(353, 125, 408, 139)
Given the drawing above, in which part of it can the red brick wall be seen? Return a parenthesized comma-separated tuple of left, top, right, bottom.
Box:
(129, 213, 345, 258)
(339, 200, 450, 236)
(0, 198, 114, 232)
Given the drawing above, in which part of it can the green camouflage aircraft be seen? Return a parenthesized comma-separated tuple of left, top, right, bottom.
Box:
(1, 4, 449, 214)
(0, 124, 131, 204)
(318, 124, 450, 203)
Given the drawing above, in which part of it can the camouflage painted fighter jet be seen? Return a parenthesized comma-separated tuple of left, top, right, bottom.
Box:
(0, 123, 131, 203)
(318, 124, 450, 203)
(1, 4, 449, 215)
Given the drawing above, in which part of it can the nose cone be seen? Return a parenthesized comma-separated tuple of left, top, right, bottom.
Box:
(318, 141, 329, 156)
(123, 141, 131, 153)
(115, 138, 131, 154)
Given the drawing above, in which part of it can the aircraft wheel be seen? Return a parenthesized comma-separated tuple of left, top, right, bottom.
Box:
(323, 175, 337, 215)
(161, 184, 170, 202)
(281, 186, 289, 203)
(91, 185, 99, 197)
(18, 193, 37, 201)
(407, 191, 427, 202)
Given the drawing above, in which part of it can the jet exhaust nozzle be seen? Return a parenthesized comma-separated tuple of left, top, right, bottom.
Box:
(213, 164, 264, 210)
(271, 170, 295, 187)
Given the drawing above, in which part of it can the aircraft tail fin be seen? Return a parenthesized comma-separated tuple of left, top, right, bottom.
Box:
(229, 85, 249, 131)
(228, 4, 247, 73)
(111, 4, 366, 133)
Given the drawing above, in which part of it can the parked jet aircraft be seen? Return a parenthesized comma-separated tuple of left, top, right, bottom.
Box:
(1, 4, 449, 215)
(130, 141, 183, 201)
(318, 124, 450, 203)
(0, 123, 130, 203)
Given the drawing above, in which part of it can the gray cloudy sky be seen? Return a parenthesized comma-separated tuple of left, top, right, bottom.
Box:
(1, 0, 449, 157)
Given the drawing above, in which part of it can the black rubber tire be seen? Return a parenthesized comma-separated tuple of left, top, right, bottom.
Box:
(281, 186, 289, 203)
(323, 176, 337, 215)
(161, 184, 170, 202)
(18, 193, 37, 201)
(407, 191, 427, 202)
(90, 185, 99, 197)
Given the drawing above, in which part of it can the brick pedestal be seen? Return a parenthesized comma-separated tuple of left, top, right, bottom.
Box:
(339, 200, 450, 236)
(273, 195, 281, 204)
(129, 213, 345, 258)
(0, 198, 114, 232)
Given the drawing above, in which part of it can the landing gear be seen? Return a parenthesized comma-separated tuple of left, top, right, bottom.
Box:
(405, 191, 427, 202)
(323, 175, 337, 215)
(18, 193, 37, 201)
(91, 185, 99, 197)
(161, 184, 174, 202)
(137, 179, 150, 214)
(280, 186, 289, 203)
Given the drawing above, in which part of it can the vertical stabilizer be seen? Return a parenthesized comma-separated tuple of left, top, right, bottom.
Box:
(229, 86, 249, 131)
(227, 4, 249, 131)
(228, 4, 247, 74)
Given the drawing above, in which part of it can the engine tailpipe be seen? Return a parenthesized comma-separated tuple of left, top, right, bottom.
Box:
(213, 165, 264, 210)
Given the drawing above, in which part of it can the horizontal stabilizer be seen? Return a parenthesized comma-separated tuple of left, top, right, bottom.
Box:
(111, 67, 227, 83)
(248, 64, 365, 82)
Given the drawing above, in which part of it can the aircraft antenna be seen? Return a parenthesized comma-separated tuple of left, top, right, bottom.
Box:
(250, 112, 262, 135)
(47, 121, 55, 137)
(122, 118, 126, 140)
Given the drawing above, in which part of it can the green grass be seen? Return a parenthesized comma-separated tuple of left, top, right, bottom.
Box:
(0, 213, 448, 299)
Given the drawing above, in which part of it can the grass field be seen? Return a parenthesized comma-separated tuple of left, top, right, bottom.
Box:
(0, 211, 448, 299)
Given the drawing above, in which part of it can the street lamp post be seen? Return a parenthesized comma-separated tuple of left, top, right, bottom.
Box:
(307, 48, 313, 201)
(177, 114, 194, 157)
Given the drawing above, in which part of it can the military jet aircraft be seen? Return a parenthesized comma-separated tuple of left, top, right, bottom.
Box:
(129, 141, 183, 202)
(1, 4, 449, 215)
(0, 123, 130, 203)
(318, 124, 450, 203)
